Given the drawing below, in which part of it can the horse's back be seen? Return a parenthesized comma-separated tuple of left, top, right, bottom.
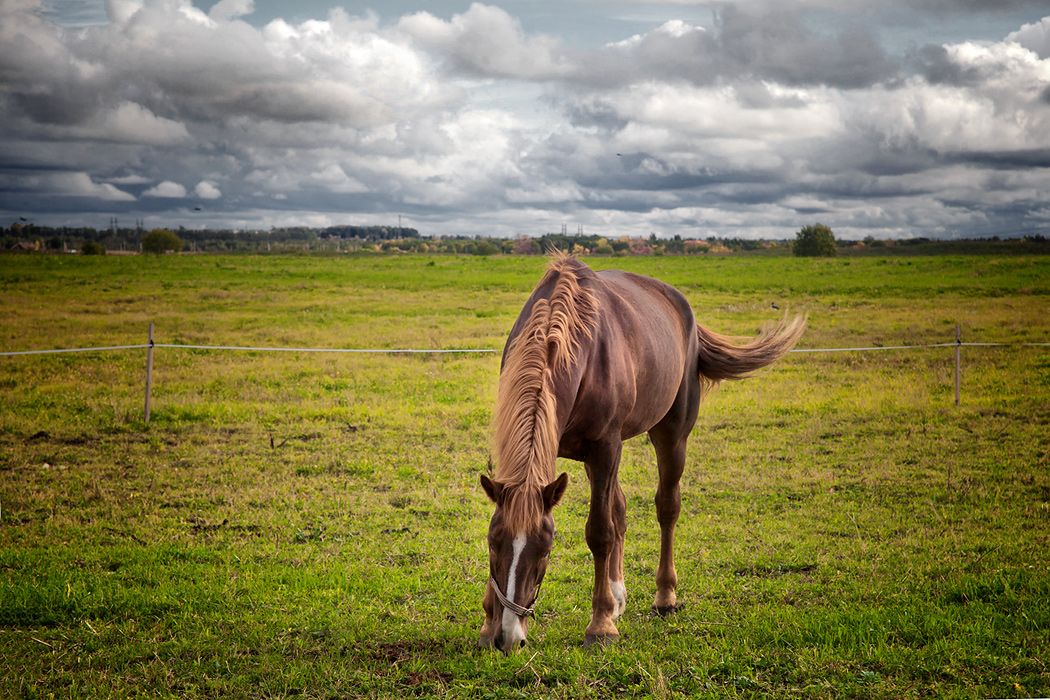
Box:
(595, 269, 696, 340)
(560, 266, 699, 450)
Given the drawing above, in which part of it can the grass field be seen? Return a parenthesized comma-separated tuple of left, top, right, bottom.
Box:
(1, 253, 1048, 699)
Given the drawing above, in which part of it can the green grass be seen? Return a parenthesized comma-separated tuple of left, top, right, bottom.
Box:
(1, 253, 1049, 699)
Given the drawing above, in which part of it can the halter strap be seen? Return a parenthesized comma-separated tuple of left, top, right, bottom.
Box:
(489, 576, 537, 618)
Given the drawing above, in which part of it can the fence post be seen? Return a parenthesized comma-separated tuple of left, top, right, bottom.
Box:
(144, 323, 154, 423)
(954, 324, 961, 407)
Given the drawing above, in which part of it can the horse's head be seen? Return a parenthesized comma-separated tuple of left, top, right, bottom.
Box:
(479, 472, 568, 652)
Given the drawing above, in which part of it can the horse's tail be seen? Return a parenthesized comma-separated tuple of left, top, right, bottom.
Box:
(696, 315, 805, 389)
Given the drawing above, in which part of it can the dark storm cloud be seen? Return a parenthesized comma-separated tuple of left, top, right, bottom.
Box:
(398, 2, 899, 89)
(947, 148, 1050, 170)
(903, 0, 1048, 13)
(715, 5, 898, 88)
(913, 44, 984, 86)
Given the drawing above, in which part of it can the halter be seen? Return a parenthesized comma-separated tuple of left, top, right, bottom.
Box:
(489, 576, 539, 618)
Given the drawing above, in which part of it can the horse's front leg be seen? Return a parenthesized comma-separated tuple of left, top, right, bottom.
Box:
(584, 440, 626, 646)
(610, 478, 627, 619)
(478, 579, 497, 647)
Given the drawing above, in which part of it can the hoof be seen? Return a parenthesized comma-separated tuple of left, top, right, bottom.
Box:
(652, 602, 684, 618)
(583, 633, 620, 648)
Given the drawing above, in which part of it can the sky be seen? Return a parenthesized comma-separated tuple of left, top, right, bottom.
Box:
(2, 0, 1050, 240)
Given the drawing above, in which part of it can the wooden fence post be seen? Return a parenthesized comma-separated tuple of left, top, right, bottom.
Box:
(145, 323, 154, 423)
(954, 324, 961, 407)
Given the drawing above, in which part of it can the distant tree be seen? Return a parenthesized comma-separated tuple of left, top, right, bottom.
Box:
(473, 239, 499, 256)
(792, 224, 837, 257)
(142, 229, 184, 254)
(81, 241, 106, 255)
(513, 236, 540, 255)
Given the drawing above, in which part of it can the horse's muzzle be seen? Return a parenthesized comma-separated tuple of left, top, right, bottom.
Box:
(493, 630, 526, 653)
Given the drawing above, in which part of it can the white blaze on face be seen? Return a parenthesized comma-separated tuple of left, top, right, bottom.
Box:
(501, 532, 528, 650)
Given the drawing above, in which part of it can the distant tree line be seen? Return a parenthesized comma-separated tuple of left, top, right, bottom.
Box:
(3, 220, 1047, 256)
(0, 223, 420, 253)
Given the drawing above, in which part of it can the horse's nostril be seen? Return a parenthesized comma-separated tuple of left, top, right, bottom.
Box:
(518, 639, 526, 649)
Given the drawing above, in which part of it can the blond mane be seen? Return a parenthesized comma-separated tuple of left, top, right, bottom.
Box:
(490, 252, 600, 532)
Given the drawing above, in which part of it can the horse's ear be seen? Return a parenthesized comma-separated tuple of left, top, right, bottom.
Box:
(543, 472, 569, 510)
(480, 474, 504, 504)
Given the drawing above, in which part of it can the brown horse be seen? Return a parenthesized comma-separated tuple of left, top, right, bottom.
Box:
(479, 253, 805, 651)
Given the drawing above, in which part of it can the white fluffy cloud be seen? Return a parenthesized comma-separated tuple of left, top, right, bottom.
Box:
(1008, 16, 1050, 58)
(1, 0, 1049, 239)
(143, 181, 188, 198)
(0, 170, 136, 201)
(194, 181, 222, 199)
(209, 0, 253, 23)
(396, 4, 572, 80)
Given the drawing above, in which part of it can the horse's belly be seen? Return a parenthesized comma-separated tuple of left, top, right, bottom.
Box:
(620, 373, 682, 439)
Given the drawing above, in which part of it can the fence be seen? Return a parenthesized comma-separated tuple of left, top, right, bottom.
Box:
(2, 324, 1048, 423)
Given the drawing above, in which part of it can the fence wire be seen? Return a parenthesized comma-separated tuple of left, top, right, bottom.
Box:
(2, 341, 1048, 357)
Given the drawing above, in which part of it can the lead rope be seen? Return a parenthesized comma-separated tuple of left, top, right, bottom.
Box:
(489, 577, 537, 618)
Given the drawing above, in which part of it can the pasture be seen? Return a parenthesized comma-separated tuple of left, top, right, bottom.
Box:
(1, 252, 1048, 699)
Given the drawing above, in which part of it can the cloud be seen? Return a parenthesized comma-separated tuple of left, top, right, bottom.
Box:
(195, 181, 222, 199)
(398, 5, 898, 89)
(144, 181, 188, 198)
(209, 0, 254, 23)
(107, 174, 152, 185)
(79, 102, 191, 145)
(397, 4, 572, 79)
(1008, 16, 1050, 58)
(308, 165, 369, 194)
(106, 0, 146, 27)
(714, 5, 898, 88)
(59, 172, 136, 201)
(0, 171, 135, 201)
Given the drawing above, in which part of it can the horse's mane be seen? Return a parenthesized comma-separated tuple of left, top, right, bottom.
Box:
(491, 251, 600, 532)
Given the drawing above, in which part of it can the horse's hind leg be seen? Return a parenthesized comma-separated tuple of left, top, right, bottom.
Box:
(649, 377, 699, 616)
(650, 432, 687, 615)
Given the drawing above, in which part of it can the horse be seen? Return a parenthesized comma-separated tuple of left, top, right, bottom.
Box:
(478, 252, 805, 652)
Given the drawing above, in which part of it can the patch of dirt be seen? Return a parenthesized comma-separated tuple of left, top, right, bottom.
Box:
(380, 527, 411, 535)
(407, 670, 453, 687)
(363, 639, 456, 673)
(734, 563, 818, 578)
(26, 430, 96, 446)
